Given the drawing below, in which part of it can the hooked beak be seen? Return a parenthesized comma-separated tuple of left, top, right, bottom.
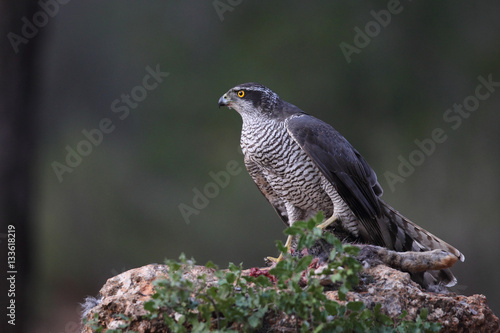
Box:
(218, 94, 230, 108)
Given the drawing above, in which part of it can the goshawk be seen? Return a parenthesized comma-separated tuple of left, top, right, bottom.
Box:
(218, 82, 464, 289)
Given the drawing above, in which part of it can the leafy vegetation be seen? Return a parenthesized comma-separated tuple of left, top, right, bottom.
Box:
(84, 213, 442, 332)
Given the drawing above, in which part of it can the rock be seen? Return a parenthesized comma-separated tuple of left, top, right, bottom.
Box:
(81, 264, 499, 332)
(326, 266, 499, 332)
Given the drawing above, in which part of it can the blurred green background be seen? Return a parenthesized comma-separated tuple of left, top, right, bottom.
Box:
(3, 1, 500, 331)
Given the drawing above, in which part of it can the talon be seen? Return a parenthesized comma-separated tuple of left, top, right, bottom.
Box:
(265, 235, 293, 263)
(266, 253, 284, 263)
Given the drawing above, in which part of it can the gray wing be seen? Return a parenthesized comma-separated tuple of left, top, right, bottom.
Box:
(286, 114, 388, 246)
(244, 156, 289, 226)
(286, 113, 464, 289)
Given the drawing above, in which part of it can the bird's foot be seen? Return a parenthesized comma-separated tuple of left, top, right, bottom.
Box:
(265, 253, 284, 265)
(317, 214, 339, 230)
(264, 235, 293, 265)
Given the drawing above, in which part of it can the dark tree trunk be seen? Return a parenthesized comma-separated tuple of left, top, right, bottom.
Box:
(0, 1, 42, 332)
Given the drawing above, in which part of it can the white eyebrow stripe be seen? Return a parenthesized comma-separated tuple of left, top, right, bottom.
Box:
(233, 85, 269, 93)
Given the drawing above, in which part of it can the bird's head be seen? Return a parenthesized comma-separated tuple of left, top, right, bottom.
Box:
(218, 83, 281, 117)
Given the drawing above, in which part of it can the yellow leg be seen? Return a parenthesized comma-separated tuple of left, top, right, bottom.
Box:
(266, 214, 339, 263)
(266, 235, 293, 263)
(317, 214, 339, 230)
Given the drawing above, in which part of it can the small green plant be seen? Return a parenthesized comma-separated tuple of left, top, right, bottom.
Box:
(142, 213, 442, 332)
(82, 313, 103, 332)
(82, 313, 135, 333)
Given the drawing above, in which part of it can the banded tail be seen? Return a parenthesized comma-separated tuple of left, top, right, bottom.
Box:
(377, 200, 465, 288)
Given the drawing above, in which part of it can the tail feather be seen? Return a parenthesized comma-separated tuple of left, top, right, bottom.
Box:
(412, 270, 457, 290)
(378, 200, 464, 288)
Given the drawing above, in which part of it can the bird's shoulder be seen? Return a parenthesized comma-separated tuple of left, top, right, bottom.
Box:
(285, 110, 383, 218)
(271, 101, 306, 121)
(284, 111, 351, 154)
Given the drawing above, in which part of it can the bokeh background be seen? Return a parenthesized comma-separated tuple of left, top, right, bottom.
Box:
(1, 1, 500, 332)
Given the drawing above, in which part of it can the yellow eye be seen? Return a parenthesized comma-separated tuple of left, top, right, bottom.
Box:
(237, 90, 245, 98)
